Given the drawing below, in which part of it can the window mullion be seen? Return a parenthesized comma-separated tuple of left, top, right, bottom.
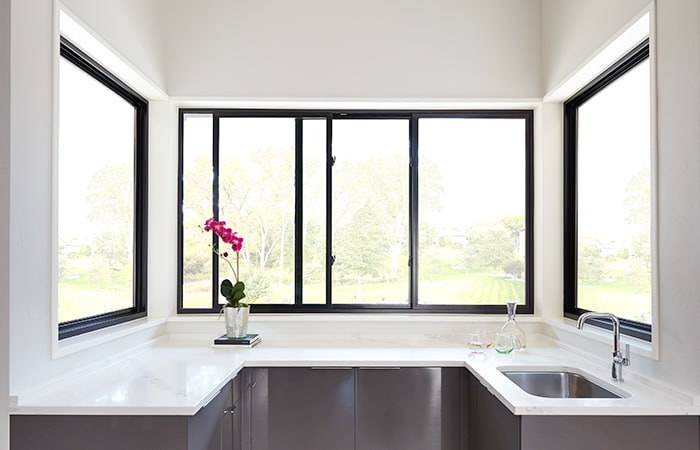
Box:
(294, 118, 303, 305)
(325, 116, 333, 307)
(409, 115, 419, 309)
(212, 114, 220, 311)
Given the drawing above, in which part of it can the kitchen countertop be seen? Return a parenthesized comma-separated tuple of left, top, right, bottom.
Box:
(10, 333, 698, 417)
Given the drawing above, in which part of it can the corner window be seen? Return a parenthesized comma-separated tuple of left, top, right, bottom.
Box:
(564, 39, 652, 340)
(57, 37, 148, 339)
(178, 110, 533, 314)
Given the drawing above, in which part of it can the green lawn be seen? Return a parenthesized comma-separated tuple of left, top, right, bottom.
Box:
(58, 259, 133, 322)
(578, 285, 651, 323)
(58, 286, 133, 322)
(182, 272, 525, 308)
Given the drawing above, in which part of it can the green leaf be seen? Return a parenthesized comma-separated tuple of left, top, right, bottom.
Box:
(220, 279, 234, 298)
(221, 279, 246, 305)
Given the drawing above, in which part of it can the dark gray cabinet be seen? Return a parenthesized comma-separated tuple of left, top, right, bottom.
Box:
(188, 375, 241, 450)
(520, 415, 700, 450)
(467, 370, 519, 450)
(356, 367, 460, 450)
(245, 367, 355, 450)
(10, 377, 241, 450)
(243, 367, 461, 450)
(467, 371, 700, 450)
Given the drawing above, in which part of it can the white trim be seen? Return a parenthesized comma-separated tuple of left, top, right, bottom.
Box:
(58, 4, 167, 101)
(543, 4, 658, 354)
(170, 98, 542, 110)
(544, 8, 652, 102)
(647, 0, 660, 362)
(51, 1, 166, 358)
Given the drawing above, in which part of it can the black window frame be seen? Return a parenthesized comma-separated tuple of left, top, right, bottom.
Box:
(178, 109, 533, 315)
(58, 37, 149, 339)
(563, 38, 652, 341)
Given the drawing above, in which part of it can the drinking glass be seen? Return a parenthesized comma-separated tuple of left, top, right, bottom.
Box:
(494, 332, 514, 354)
(467, 331, 487, 354)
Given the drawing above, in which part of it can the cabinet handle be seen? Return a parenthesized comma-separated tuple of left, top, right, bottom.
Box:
(223, 405, 237, 414)
(358, 366, 401, 370)
(311, 366, 353, 370)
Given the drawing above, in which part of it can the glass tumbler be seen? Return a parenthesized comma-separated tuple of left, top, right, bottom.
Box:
(467, 330, 487, 355)
(494, 332, 514, 354)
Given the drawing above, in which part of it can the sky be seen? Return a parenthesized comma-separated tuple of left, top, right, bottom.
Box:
(58, 57, 135, 242)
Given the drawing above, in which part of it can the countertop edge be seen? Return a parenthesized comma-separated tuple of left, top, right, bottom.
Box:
(9, 335, 698, 417)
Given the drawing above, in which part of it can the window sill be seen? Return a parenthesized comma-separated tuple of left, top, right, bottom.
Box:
(542, 317, 657, 360)
(52, 317, 166, 359)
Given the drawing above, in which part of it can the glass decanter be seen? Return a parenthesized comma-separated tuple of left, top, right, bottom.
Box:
(500, 301, 526, 351)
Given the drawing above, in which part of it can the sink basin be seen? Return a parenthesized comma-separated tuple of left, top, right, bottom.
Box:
(498, 367, 628, 399)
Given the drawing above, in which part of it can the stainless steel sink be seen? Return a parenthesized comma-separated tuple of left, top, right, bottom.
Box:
(498, 367, 628, 399)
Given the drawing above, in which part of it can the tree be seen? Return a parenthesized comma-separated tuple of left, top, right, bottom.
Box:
(86, 163, 133, 228)
(219, 146, 295, 274)
(331, 153, 407, 283)
(503, 258, 525, 279)
(500, 214, 525, 251)
(578, 240, 604, 283)
(334, 202, 390, 280)
(464, 224, 515, 271)
(86, 163, 133, 269)
(624, 168, 650, 226)
(302, 221, 325, 283)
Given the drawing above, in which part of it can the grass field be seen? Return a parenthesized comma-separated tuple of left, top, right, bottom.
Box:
(58, 286, 133, 322)
(58, 255, 135, 321)
(578, 285, 651, 323)
(181, 272, 525, 309)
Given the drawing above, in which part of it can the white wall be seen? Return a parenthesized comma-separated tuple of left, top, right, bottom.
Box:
(650, 0, 700, 394)
(541, 0, 650, 95)
(61, 0, 168, 92)
(148, 100, 179, 318)
(1, 0, 11, 446)
(534, 102, 563, 319)
(166, 0, 542, 100)
(541, 0, 700, 395)
(9, 0, 55, 402)
(7, 0, 170, 400)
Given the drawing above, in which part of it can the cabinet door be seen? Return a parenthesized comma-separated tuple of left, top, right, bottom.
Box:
(228, 374, 242, 450)
(189, 380, 234, 450)
(467, 371, 520, 450)
(246, 368, 269, 450)
(356, 367, 459, 450)
(10, 415, 188, 450)
(249, 367, 355, 450)
(521, 416, 700, 450)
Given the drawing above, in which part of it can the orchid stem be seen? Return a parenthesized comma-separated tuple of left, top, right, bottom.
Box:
(212, 245, 238, 282)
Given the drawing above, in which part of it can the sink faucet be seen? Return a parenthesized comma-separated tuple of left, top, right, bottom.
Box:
(577, 312, 630, 382)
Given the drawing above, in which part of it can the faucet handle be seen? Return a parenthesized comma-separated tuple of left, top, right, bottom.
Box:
(615, 343, 631, 366)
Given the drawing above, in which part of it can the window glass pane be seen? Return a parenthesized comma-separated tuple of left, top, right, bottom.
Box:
(418, 118, 526, 305)
(577, 60, 651, 324)
(302, 119, 327, 304)
(181, 114, 214, 309)
(219, 118, 296, 305)
(331, 119, 409, 305)
(58, 56, 135, 322)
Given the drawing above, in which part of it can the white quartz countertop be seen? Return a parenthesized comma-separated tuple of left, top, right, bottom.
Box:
(11, 333, 697, 416)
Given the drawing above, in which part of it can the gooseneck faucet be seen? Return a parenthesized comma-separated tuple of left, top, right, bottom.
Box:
(577, 312, 630, 381)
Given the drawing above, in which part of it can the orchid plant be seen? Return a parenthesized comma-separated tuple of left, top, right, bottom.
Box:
(203, 218, 247, 308)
